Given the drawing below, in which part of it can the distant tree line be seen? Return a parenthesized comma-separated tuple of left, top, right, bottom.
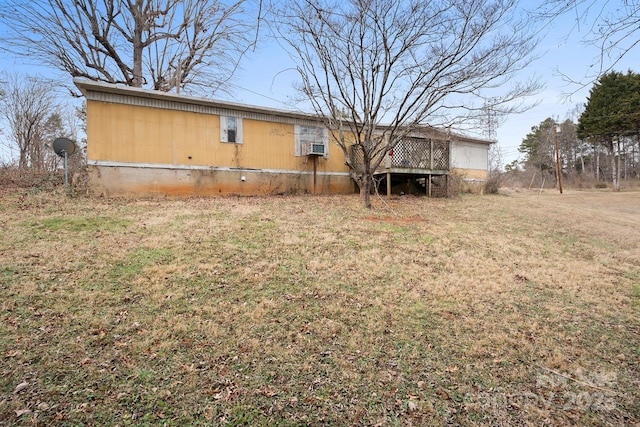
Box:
(506, 71, 640, 191)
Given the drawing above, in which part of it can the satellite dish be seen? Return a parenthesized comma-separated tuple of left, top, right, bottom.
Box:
(52, 137, 78, 190)
(52, 137, 77, 157)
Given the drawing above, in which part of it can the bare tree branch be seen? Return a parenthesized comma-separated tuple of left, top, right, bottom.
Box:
(0, 75, 71, 171)
(531, 0, 640, 93)
(0, 0, 256, 94)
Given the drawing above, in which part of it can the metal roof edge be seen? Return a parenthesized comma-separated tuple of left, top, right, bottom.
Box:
(73, 78, 320, 124)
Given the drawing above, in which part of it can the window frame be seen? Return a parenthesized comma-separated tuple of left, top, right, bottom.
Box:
(294, 124, 328, 158)
(220, 116, 243, 144)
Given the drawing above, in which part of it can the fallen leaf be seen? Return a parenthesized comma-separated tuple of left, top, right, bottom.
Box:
(435, 388, 450, 400)
(262, 385, 278, 397)
(13, 381, 29, 394)
(15, 409, 32, 417)
(423, 400, 435, 414)
(407, 400, 418, 412)
(203, 406, 214, 421)
(213, 388, 231, 401)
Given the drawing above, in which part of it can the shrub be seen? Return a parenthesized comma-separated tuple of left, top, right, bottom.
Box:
(484, 173, 502, 194)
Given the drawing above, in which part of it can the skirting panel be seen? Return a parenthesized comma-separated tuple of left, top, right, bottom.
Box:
(88, 165, 356, 197)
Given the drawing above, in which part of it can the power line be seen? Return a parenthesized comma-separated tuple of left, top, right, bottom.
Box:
(223, 81, 299, 110)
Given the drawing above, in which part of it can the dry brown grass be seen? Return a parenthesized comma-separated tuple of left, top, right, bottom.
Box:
(0, 187, 638, 426)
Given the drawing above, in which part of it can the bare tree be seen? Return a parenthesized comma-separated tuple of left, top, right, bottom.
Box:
(533, 0, 640, 88)
(0, 0, 254, 94)
(273, 0, 540, 208)
(0, 75, 66, 171)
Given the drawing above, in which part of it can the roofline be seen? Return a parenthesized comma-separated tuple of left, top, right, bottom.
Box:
(385, 125, 495, 146)
(73, 78, 320, 124)
(74, 78, 494, 145)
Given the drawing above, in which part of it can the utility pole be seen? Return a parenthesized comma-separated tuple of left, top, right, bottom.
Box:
(553, 125, 563, 194)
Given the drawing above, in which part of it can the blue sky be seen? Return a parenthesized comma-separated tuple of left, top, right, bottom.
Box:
(1, 0, 638, 166)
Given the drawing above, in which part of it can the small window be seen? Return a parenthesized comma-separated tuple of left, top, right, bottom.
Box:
(295, 125, 328, 157)
(220, 116, 243, 144)
(227, 117, 237, 143)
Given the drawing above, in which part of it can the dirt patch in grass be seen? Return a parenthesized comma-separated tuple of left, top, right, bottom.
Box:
(0, 189, 638, 425)
(364, 215, 425, 225)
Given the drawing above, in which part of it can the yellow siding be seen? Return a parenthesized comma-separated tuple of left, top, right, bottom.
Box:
(220, 119, 297, 170)
(88, 101, 213, 165)
(87, 100, 350, 174)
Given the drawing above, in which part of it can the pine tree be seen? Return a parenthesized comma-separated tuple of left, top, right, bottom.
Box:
(578, 71, 640, 190)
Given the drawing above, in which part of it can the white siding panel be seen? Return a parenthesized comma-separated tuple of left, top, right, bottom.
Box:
(450, 141, 489, 171)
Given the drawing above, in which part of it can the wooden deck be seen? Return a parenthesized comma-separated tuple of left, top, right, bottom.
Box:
(351, 136, 451, 197)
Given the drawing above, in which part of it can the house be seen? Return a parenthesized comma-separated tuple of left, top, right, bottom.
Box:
(75, 79, 493, 197)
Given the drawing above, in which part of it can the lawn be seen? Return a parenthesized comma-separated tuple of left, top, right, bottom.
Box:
(0, 188, 638, 426)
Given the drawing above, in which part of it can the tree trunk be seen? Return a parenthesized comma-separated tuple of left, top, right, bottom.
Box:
(610, 140, 620, 191)
(615, 137, 622, 190)
(623, 140, 627, 180)
(632, 139, 635, 179)
(132, 4, 144, 88)
(359, 173, 372, 209)
(595, 146, 600, 181)
(18, 148, 28, 169)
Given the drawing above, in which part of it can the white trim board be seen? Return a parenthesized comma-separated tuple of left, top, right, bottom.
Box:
(88, 160, 351, 177)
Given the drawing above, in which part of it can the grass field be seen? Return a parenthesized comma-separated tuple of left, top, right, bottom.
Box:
(0, 188, 638, 426)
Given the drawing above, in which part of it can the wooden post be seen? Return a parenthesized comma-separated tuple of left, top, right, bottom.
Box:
(445, 174, 448, 197)
(528, 171, 537, 189)
(430, 139, 434, 170)
(387, 171, 391, 198)
(428, 174, 432, 198)
(312, 155, 317, 194)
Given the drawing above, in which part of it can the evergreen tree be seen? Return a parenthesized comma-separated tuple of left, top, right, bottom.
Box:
(578, 71, 640, 190)
(519, 117, 556, 174)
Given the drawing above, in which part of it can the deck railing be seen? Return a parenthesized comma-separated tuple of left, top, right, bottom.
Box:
(388, 137, 449, 170)
(349, 137, 450, 173)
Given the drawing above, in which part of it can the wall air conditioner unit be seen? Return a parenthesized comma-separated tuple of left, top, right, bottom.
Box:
(305, 143, 326, 156)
